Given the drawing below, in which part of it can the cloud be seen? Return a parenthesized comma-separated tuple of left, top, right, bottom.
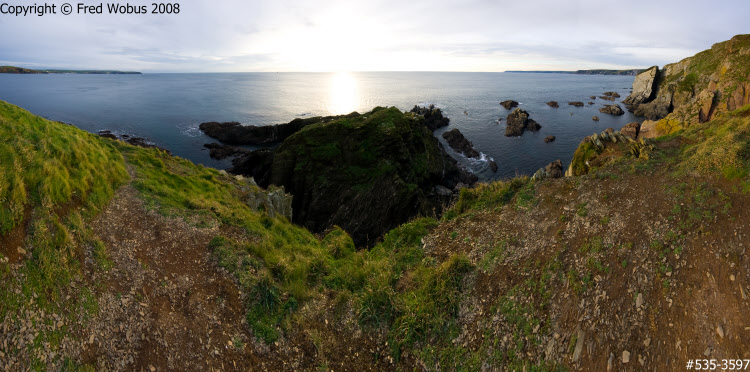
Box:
(0, 0, 747, 71)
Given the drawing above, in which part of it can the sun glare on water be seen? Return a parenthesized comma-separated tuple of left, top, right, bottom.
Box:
(328, 72, 358, 115)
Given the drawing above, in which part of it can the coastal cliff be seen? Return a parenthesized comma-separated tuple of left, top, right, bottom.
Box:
(624, 34, 750, 137)
(2, 36, 750, 371)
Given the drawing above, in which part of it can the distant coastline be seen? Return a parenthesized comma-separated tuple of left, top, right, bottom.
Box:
(0, 66, 141, 74)
(505, 69, 645, 76)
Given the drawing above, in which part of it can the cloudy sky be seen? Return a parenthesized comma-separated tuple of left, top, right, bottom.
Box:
(0, 0, 747, 72)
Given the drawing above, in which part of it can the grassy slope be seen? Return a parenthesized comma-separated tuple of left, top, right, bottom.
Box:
(0, 101, 128, 369)
(2, 98, 750, 370)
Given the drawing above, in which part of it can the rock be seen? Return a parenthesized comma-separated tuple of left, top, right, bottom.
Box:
(17, 247, 25, 255)
(442, 128, 480, 158)
(644, 338, 651, 347)
(270, 106, 474, 247)
(98, 130, 172, 155)
(599, 104, 625, 116)
(546, 101, 559, 108)
(717, 325, 725, 338)
(590, 96, 597, 99)
(488, 161, 498, 173)
(410, 105, 450, 131)
(704, 347, 712, 357)
(544, 136, 556, 143)
(228, 149, 275, 187)
(633, 92, 672, 120)
(244, 185, 293, 221)
(532, 159, 563, 181)
(598, 96, 616, 101)
(603, 91, 621, 97)
(592, 116, 599, 121)
(200, 112, 360, 146)
(97, 130, 117, 140)
(637, 120, 658, 139)
(621, 122, 641, 139)
(545, 159, 563, 178)
(623, 66, 658, 105)
(607, 353, 614, 371)
(568, 101, 584, 107)
(588, 101, 595, 105)
(622, 350, 631, 363)
(203, 143, 250, 160)
(572, 330, 585, 362)
(636, 292, 644, 308)
(505, 109, 541, 137)
(500, 100, 519, 110)
(434, 185, 452, 197)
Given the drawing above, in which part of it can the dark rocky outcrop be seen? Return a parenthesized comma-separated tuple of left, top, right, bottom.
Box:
(505, 109, 541, 137)
(200, 112, 360, 146)
(568, 101, 584, 107)
(545, 160, 564, 178)
(229, 149, 275, 188)
(599, 104, 625, 116)
(590, 96, 597, 99)
(410, 105, 450, 131)
(603, 91, 621, 98)
(546, 101, 559, 108)
(269, 106, 475, 247)
(442, 128, 480, 158)
(592, 116, 600, 121)
(620, 122, 641, 140)
(598, 96, 616, 101)
(532, 159, 563, 180)
(544, 136, 556, 143)
(488, 161, 498, 173)
(98, 130, 172, 154)
(588, 102, 595, 105)
(203, 142, 250, 160)
(500, 100, 519, 110)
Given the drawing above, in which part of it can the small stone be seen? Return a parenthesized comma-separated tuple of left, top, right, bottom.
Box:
(554, 333, 560, 340)
(636, 293, 644, 309)
(704, 347, 711, 356)
(622, 350, 630, 363)
(717, 325, 725, 338)
(730, 274, 736, 281)
(17, 247, 26, 255)
(149, 365, 156, 372)
(573, 330, 585, 362)
(607, 353, 614, 371)
(644, 338, 651, 347)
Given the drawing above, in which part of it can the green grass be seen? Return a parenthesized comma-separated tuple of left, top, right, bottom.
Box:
(0, 100, 128, 368)
(445, 177, 529, 219)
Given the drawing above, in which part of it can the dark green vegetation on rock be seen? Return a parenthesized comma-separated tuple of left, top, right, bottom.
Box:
(270, 106, 469, 246)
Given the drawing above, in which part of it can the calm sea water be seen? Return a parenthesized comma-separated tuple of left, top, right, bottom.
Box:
(0, 72, 641, 180)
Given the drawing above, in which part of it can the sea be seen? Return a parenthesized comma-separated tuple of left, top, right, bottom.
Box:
(0, 72, 642, 180)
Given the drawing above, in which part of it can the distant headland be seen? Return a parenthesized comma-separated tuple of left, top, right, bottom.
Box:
(506, 69, 646, 76)
(0, 65, 141, 74)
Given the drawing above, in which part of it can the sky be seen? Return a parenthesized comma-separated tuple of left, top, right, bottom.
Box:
(0, 0, 747, 72)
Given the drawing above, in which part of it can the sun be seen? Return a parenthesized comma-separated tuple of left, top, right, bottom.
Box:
(328, 72, 358, 115)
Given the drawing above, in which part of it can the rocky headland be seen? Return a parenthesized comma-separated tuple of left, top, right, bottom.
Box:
(623, 34, 750, 136)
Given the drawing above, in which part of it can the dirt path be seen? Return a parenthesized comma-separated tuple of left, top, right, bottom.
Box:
(82, 184, 261, 371)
